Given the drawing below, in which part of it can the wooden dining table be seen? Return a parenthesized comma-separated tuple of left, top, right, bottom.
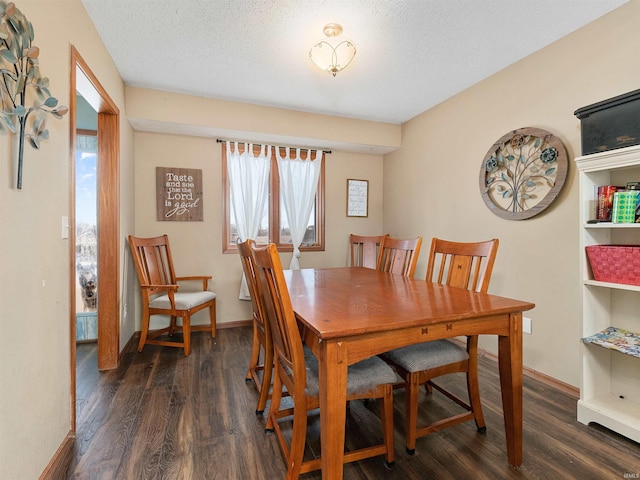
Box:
(284, 266, 535, 480)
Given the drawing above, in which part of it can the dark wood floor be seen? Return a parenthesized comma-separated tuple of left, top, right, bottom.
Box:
(68, 327, 640, 479)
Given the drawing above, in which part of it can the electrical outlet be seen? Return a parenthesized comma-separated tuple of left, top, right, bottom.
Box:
(61, 216, 69, 239)
(523, 316, 532, 334)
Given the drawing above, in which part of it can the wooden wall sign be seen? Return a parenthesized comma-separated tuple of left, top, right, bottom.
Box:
(156, 167, 203, 221)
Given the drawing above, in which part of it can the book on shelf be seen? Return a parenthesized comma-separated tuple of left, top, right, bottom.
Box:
(582, 327, 640, 358)
(596, 185, 625, 221)
(611, 190, 640, 223)
(626, 181, 640, 222)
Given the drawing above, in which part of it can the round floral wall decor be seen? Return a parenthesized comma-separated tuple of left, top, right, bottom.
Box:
(479, 127, 568, 220)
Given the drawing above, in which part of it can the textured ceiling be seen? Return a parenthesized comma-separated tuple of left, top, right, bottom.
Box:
(81, 0, 627, 125)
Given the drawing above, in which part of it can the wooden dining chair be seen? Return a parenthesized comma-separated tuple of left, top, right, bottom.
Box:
(382, 237, 499, 454)
(250, 242, 397, 479)
(237, 239, 273, 415)
(350, 233, 388, 269)
(377, 235, 423, 277)
(128, 234, 217, 356)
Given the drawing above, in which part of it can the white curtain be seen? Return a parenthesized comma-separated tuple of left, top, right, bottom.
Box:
(227, 142, 271, 298)
(276, 148, 322, 270)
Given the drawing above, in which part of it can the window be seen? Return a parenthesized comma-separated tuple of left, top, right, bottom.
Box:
(222, 143, 325, 253)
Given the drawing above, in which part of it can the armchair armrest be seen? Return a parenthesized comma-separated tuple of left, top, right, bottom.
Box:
(141, 283, 180, 291)
(176, 275, 212, 291)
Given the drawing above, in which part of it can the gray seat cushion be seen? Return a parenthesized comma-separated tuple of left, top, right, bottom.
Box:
(149, 291, 216, 310)
(382, 339, 468, 373)
(303, 346, 398, 397)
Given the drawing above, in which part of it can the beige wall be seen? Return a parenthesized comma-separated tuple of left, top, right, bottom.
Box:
(132, 130, 384, 327)
(0, 1, 134, 479)
(383, 1, 640, 387)
(126, 87, 401, 155)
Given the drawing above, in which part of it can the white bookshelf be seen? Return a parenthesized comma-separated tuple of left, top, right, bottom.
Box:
(575, 144, 640, 442)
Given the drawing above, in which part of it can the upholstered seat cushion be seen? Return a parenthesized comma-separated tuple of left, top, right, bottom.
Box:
(149, 291, 217, 310)
(382, 339, 468, 373)
(303, 346, 398, 397)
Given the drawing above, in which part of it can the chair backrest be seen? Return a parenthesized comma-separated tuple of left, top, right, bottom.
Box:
(377, 236, 423, 277)
(128, 235, 177, 295)
(426, 238, 499, 293)
(237, 239, 268, 332)
(250, 242, 306, 392)
(350, 234, 388, 269)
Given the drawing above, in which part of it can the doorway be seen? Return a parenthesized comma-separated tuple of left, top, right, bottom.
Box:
(70, 46, 120, 432)
(75, 102, 98, 343)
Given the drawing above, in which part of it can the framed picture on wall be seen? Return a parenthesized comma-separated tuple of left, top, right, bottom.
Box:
(156, 167, 204, 221)
(347, 179, 368, 217)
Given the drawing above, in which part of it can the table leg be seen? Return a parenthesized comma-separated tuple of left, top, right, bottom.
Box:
(318, 340, 348, 480)
(497, 312, 523, 467)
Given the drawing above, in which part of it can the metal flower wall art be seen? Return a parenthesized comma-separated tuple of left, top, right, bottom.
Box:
(1, 1, 68, 189)
(479, 127, 568, 220)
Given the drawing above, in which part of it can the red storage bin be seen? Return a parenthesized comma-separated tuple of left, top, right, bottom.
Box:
(586, 245, 640, 286)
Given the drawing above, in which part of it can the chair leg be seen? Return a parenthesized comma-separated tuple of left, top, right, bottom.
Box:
(256, 341, 273, 415)
(466, 336, 486, 432)
(183, 316, 191, 356)
(265, 367, 284, 432)
(404, 372, 420, 455)
(169, 315, 177, 336)
(138, 311, 150, 352)
(246, 323, 261, 382)
(209, 300, 217, 338)
(286, 394, 307, 480)
(381, 384, 395, 468)
(466, 367, 486, 432)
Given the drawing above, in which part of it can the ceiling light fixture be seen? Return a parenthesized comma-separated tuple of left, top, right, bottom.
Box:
(309, 23, 356, 77)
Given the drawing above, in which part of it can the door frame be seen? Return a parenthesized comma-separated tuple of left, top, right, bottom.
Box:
(69, 45, 120, 431)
